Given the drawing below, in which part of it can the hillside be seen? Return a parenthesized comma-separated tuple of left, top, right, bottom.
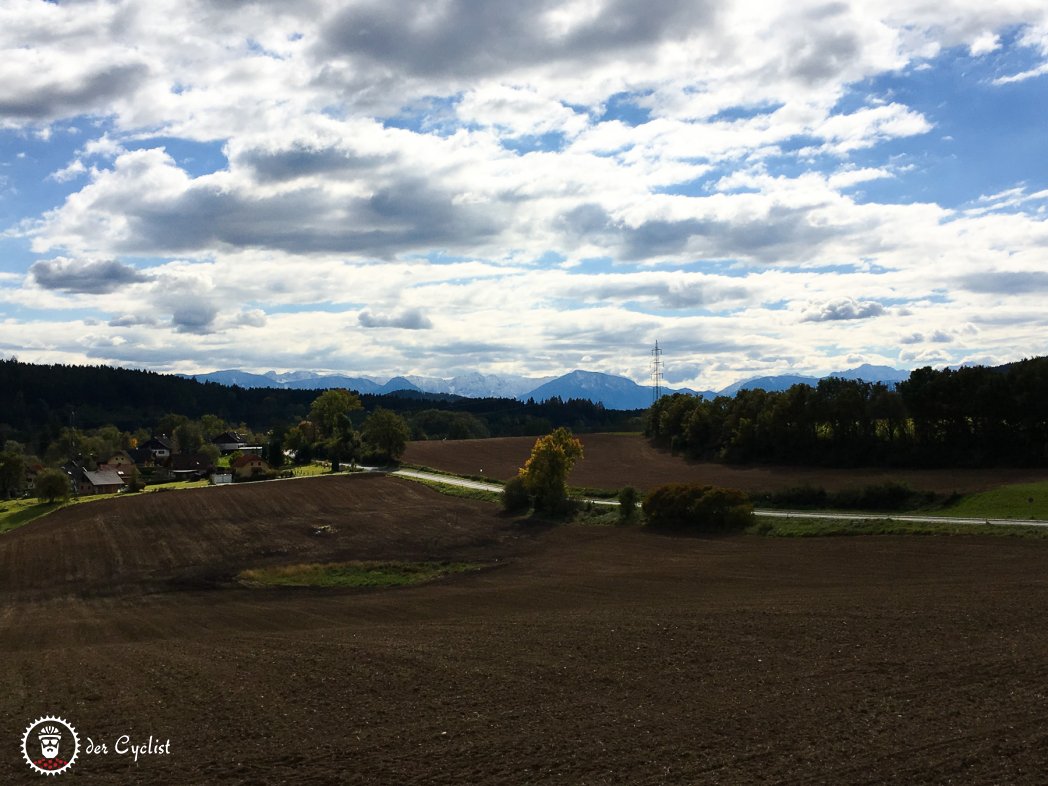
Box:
(0, 474, 516, 600)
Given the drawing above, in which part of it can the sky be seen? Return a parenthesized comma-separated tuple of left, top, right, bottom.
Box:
(1, 0, 1048, 391)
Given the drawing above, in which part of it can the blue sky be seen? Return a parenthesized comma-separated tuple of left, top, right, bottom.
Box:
(1, 0, 1048, 390)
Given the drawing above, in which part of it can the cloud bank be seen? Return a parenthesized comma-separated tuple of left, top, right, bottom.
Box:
(0, 0, 1047, 390)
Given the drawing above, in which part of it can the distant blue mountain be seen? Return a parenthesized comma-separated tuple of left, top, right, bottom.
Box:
(184, 364, 911, 410)
(718, 374, 821, 397)
(282, 375, 385, 394)
(379, 376, 422, 394)
(282, 375, 422, 394)
(717, 364, 911, 396)
(519, 370, 696, 410)
(184, 370, 282, 388)
(827, 363, 910, 385)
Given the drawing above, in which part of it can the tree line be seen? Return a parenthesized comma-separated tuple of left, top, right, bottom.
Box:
(647, 357, 1048, 468)
(0, 358, 642, 458)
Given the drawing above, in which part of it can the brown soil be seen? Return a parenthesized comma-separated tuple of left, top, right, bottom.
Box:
(403, 433, 1048, 493)
(3, 474, 1048, 784)
(0, 474, 522, 601)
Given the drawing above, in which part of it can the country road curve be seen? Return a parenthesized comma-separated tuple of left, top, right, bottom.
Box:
(390, 468, 1048, 528)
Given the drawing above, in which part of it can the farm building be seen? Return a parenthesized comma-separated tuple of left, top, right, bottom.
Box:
(230, 454, 270, 479)
(212, 431, 247, 453)
(80, 468, 126, 495)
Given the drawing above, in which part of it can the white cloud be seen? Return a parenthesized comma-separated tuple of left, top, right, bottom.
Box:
(358, 308, 434, 330)
(802, 298, 887, 322)
(969, 31, 1001, 55)
(828, 167, 895, 189)
(993, 62, 1048, 84)
(0, 0, 1047, 387)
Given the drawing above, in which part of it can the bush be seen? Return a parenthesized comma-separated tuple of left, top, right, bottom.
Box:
(763, 485, 828, 508)
(642, 484, 753, 533)
(830, 481, 919, 511)
(126, 466, 145, 493)
(757, 482, 939, 512)
(35, 468, 71, 503)
(501, 476, 531, 513)
(618, 486, 638, 520)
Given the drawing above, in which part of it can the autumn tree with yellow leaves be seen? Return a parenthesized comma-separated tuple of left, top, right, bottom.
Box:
(517, 427, 584, 514)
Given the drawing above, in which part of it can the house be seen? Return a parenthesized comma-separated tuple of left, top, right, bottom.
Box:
(100, 450, 135, 470)
(60, 461, 127, 496)
(97, 451, 137, 481)
(59, 461, 125, 498)
(125, 448, 155, 468)
(230, 454, 269, 479)
(168, 453, 215, 481)
(212, 431, 247, 454)
(140, 436, 172, 460)
(75, 468, 126, 495)
(24, 461, 45, 491)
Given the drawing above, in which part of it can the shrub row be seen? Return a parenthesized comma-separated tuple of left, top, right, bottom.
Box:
(753, 481, 947, 512)
(642, 484, 754, 532)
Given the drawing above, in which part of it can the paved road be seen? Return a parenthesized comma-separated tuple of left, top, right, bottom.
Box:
(393, 468, 510, 494)
(391, 468, 1048, 528)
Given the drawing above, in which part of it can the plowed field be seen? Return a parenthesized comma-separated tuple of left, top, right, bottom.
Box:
(403, 433, 1048, 493)
(3, 474, 1048, 784)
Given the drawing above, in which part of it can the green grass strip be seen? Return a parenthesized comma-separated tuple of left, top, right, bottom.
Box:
(238, 560, 487, 588)
(938, 480, 1048, 520)
(405, 477, 502, 504)
(750, 517, 1048, 539)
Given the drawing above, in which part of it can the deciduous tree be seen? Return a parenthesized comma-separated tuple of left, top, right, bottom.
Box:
(362, 408, 410, 463)
(309, 389, 362, 438)
(0, 450, 26, 499)
(518, 427, 583, 513)
(35, 468, 70, 504)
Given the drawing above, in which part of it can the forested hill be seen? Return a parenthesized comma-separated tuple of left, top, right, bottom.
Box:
(0, 359, 640, 450)
(648, 357, 1048, 468)
(0, 359, 318, 435)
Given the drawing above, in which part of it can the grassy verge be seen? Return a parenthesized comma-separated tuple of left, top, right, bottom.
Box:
(937, 480, 1048, 520)
(238, 560, 487, 588)
(400, 463, 503, 484)
(0, 479, 213, 534)
(572, 504, 630, 526)
(0, 490, 129, 534)
(145, 480, 209, 492)
(289, 462, 333, 477)
(0, 499, 68, 534)
(750, 517, 1048, 539)
(405, 477, 502, 504)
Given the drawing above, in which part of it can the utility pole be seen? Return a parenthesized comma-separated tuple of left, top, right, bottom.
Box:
(651, 341, 663, 403)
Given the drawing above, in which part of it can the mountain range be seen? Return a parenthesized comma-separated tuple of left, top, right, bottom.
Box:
(183, 363, 911, 410)
(719, 364, 911, 396)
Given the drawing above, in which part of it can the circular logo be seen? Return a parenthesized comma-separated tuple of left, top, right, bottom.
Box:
(21, 716, 79, 776)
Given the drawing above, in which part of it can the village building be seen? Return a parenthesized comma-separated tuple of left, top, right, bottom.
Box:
(230, 454, 270, 480)
(212, 431, 247, 453)
(140, 436, 173, 460)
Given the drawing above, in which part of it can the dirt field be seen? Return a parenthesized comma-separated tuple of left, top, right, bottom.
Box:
(403, 433, 1048, 493)
(3, 474, 1048, 784)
